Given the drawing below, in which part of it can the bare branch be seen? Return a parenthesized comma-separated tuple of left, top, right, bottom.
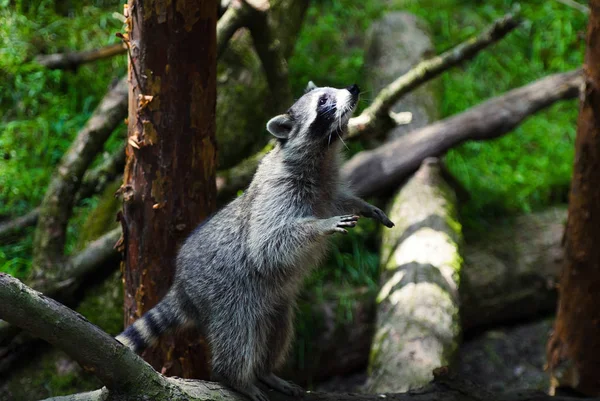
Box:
(343, 69, 583, 196)
(555, 0, 589, 14)
(35, 44, 127, 70)
(217, 0, 257, 58)
(0, 209, 39, 241)
(347, 12, 521, 139)
(246, 0, 293, 109)
(31, 78, 127, 277)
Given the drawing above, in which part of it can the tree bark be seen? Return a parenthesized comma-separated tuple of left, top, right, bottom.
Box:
(343, 69, 583, 197)
(121, 0, 217, 379)
(366, 158, 462, 392)
(547, 2, 600, 395)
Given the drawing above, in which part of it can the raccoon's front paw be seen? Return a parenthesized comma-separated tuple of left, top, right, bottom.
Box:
(368, 205, 394, 228)
(322, 215, 359, 235)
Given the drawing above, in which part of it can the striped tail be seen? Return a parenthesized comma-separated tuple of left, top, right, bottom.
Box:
(116, 291, 183, 353)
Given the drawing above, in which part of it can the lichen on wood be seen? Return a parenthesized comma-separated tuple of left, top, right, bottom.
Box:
(367, 158, 463, 393)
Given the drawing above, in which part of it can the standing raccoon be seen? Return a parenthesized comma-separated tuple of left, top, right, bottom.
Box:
(116, 83, 394, 401)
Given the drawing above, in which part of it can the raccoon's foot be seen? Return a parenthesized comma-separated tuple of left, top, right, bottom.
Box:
(234, 383, 270, 401)
(260, 373, 304, 397)
(321, 215, 359, 235)
(363, 205, 394, 228)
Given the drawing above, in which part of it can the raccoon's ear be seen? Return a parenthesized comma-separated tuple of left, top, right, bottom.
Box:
(266, 114, 293, 139)
(304, 81, 317, 93)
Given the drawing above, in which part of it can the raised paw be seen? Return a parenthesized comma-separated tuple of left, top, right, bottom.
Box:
(323, 215, 360, 235)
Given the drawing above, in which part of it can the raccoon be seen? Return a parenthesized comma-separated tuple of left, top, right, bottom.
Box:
(116, 82, 394, 401)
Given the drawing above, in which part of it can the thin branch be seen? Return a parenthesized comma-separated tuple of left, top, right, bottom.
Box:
(555, 0, 590, 14)
(34, 44, 127, 70)
(31, 78, 127, 278)
(343, 69, 583, 196)
(347, 12, 521, 139)
(246, 0, 293, 109)
(0, 209, 39, 241)
(217, 0, 257, 58)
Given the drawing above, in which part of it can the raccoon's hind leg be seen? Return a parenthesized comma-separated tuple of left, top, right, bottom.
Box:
(259, 373, 304, 397)
(212, 371, 269, 401)
(259, 304, 304, 397)
(209, 304, 271, 401)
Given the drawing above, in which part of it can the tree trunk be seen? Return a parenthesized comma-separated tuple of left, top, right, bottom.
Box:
(547, 1, 600, 395)
(121, 0, 217, 379)
(367, 158, 463, 392)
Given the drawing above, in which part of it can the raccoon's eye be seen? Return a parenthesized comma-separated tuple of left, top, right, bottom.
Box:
(318, 96, 327, 106)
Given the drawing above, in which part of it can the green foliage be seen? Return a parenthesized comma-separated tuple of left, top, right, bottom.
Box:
(392, 0, 586, 221)
(289, 0, 385, 97)
(0, 0, 126, 275)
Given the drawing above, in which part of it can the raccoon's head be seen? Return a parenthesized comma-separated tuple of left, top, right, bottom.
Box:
(266, 82, 360, 147)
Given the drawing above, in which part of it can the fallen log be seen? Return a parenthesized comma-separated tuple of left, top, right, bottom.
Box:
(343, 69, 583, 196)
(366, 158, 463, 392)
(0, 273, 594, 401)
(34, 44, 126, 70)
(461, 207, 566, 330)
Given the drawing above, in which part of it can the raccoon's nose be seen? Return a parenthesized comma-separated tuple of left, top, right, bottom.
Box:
(347, 84, 360, 97)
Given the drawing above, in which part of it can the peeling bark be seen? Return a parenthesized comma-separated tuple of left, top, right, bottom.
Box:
(121, 0, 217, 379)
(547, 1, 600, 395)
(367, 158, 462, 392)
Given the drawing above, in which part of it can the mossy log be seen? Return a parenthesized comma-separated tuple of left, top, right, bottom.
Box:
(366, 158, 463, 392)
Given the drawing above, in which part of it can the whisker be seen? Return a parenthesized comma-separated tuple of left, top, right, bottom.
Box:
(337, 132, 349, 150)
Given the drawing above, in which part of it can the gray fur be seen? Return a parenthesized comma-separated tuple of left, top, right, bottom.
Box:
(116, 84, 394, 401)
